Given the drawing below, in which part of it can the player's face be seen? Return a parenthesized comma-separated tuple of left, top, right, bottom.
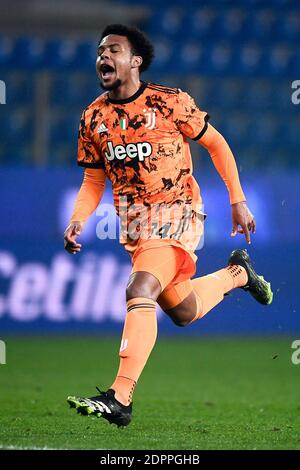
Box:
(96, 35, 137, 91)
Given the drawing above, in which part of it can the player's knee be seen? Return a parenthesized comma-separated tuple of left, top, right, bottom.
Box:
(126, 272, 161, 301)
(126, 283, 152, 301)
(172, 317, 191, 327)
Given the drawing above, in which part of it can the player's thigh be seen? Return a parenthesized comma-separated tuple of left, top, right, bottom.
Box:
(157, 280, 199, 326)
(127, 244, 180, 301)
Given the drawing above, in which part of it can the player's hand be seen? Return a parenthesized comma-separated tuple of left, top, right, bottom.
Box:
(64, 221, 83, 254)
(231, 202, 256, 245)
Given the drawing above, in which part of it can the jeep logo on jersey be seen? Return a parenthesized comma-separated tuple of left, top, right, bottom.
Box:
(104, 141, 152, 162)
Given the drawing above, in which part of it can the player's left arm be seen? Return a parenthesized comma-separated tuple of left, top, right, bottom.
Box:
(197, 123, 255, 245)
(175, 90, 255, 244)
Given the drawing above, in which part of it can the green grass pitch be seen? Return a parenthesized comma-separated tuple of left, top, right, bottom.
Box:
(0, 336, 299, 450)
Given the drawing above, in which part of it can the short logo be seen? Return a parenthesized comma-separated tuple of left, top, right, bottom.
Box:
(104, 141, 152, 162)
(143, 108, 156, 130)
(97, 123, 108, 134)
(120, 339, 128, 352)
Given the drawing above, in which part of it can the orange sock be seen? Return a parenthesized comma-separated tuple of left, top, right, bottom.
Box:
(110, 297, 157, 406)
(191, 265, 248, 320)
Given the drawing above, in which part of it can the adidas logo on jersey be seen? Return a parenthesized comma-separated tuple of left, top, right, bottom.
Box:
(97, 123, 108, 133)
(104, 141, 152, 162)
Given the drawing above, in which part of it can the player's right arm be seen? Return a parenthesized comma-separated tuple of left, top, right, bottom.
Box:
(64, 168, 106, 254)
(64, 106, 106, 254)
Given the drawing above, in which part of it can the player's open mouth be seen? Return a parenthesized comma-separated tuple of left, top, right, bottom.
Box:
(100, 64, 115, 80)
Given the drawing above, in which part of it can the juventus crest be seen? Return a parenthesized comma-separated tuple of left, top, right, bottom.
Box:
(143, 108, 156, 130)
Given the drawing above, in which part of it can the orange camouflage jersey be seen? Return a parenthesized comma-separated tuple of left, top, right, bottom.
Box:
(77, 81, 209, 262)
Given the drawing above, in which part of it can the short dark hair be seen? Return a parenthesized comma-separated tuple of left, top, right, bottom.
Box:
(100, 24, 154, 73)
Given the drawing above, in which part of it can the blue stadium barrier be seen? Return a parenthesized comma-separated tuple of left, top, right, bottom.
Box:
(0, 168, 299, 335)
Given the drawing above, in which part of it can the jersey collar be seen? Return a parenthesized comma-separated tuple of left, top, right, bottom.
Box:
(107, 81, 147, 105)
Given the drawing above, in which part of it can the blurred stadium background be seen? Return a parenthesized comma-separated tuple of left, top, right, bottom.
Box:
(0, 0, 299, 450)
(0, 0, 298, 335)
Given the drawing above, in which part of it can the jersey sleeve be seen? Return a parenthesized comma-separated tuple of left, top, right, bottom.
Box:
(174, 90, 210, 141)
(77, 110, 105, 169)
(70, 168, 106, 223)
